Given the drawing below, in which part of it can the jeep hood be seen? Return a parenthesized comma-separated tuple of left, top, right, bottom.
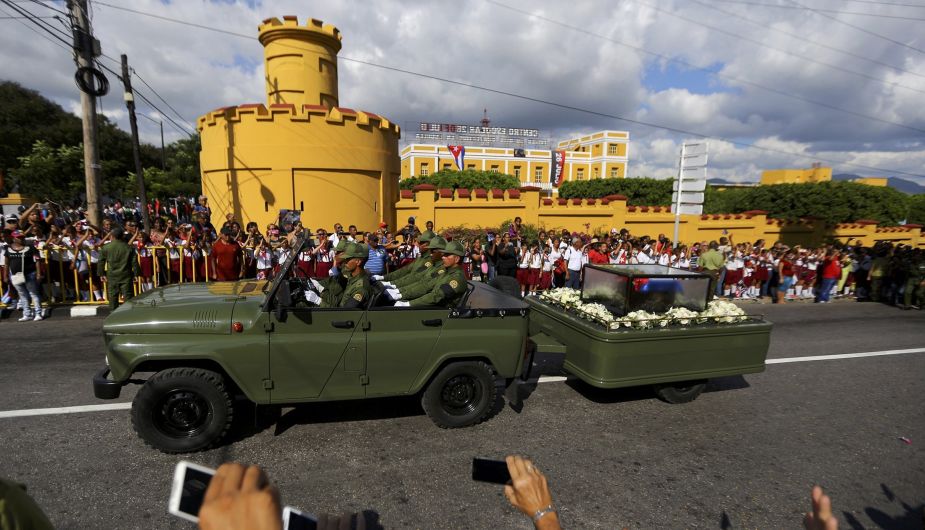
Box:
(102, 280, 268, 334)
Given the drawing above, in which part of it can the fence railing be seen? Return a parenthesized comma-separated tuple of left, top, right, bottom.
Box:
(0, 244, 252, 309)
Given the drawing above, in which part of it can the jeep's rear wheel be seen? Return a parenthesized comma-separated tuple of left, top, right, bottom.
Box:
(131, 367, 233, 453)
(422, 361, 500, 428)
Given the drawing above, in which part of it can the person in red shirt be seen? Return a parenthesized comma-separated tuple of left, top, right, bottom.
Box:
(211, 228, 243, 281)
(815, 249, 841, 303)
(586, 241, 610, 265)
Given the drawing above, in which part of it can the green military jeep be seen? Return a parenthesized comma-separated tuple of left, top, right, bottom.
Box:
(93, 239, 530, 453)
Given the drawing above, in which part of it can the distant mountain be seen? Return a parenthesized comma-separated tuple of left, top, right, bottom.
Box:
(707, 178, 757, 186)
(833, 173, 925, 195)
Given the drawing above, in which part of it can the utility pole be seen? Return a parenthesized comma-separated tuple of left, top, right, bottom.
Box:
(120, 54, 151, 232)
(69, 0, 103, 227)
(159, 120, 166, 170)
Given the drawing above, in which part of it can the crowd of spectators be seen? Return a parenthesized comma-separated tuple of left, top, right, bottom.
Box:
(2, 199, 923, 312)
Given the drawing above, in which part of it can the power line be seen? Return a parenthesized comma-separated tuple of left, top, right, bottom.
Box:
(93, 60, 193, 138)
(783, 0, 925, 55)
(0, 3, 71, 52)
(630, 0, 925, 94)
(711, 0, 925, 19)
(89, 1, 925, 178)
(488, 0, 925, 134)
(689, 0, 925, 79)
(0, 0, 71, 47)
(0, 14, 55, 18)
(131, 70, 196, 131)
(837, 0, 925, 7)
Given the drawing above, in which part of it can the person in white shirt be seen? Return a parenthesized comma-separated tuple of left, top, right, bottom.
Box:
(563, 239, 585, 289)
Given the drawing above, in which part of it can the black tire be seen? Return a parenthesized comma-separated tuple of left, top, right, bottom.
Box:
(489, 276, 523, 299)
(131, 367, 233, 453)
(422, 361, 500, 428)
(653, 380, 707, 404)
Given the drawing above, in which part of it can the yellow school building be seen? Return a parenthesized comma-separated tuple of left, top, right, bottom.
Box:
(400, 130, 629, 191)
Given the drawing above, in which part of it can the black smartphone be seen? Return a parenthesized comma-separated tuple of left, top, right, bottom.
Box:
(471, 457, 511, 485)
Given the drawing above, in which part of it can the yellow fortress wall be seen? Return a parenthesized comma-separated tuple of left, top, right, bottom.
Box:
(197, 16, 400, 231)
(396, 186, 924, 248)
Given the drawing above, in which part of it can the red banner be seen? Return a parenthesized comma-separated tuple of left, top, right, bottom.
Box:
(550, 150, 565, 187)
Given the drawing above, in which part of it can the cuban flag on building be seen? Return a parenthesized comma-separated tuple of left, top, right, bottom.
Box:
(448, 145, 465, 170)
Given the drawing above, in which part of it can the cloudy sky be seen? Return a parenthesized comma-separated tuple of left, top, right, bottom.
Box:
(1, 0, 924, 183)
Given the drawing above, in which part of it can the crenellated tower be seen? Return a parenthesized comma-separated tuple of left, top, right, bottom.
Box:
(197, 16, 400, 232)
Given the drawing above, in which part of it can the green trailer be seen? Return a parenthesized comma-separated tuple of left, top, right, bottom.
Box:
(524, 296, 772, 403)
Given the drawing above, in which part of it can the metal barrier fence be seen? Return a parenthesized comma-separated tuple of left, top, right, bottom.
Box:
(0, 245, 247, 309)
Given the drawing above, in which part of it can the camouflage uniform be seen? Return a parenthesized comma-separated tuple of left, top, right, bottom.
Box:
(384, 230, 436, 283)
(321, 243, 371, 309)
(393, 236, 446, 289)
(902, 252, 925, 308)
(406, 241, 468, 308)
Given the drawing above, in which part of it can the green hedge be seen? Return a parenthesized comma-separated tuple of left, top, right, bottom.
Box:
(399, 169, 520, 190)
(558, 177, 917, 225)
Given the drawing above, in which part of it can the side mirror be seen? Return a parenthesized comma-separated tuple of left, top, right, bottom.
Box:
(275, 280, 291, 321)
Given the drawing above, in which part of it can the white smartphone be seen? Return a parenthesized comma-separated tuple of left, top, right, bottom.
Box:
(282, 506, 318, 530)
(168, 461, 215, 523)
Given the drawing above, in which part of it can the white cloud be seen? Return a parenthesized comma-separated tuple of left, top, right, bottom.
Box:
(0, 0, 922, 185)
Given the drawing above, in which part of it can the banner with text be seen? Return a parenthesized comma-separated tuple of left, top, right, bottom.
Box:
(550, 150, 565, 188)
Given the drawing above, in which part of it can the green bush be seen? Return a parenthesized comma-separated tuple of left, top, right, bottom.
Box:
(399, 169, 519, 190)
(906, 193, 925, 225)
(557, 177, 673, 205)
(703, 181, 911, 224)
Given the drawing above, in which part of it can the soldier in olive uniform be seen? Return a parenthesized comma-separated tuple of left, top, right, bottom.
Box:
(98, 227, 140, 310)
(902, 250, 925, 309)
(304, 243, 371, 308)
(386, 236, 446, 292)
(311, 238, 350, 306)
(394, 241, 468, 308)
(380, 230, 436, 282)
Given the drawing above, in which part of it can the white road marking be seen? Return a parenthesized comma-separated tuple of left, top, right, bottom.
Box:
(766, 347, 925, 364)
(1, 347, 922, 419)
(0, 403, 131, 419)
(537, 376, 570, 383)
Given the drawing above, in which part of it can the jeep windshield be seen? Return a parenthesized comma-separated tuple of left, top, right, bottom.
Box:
(262, 234, 309, 302)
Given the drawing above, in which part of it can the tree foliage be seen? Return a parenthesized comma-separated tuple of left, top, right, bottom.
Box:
(0, 80, 200, 201)
(558, 177, 674, 205)
(10, 141, 84, 199)
(399, 169, 520, 190)
(557, 176, 918, 225)
(702, 181, 911, 224)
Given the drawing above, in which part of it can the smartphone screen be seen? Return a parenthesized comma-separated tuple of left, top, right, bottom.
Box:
(169, 462, 215, 523)
(283, 507, 318, 530)
(471, 458, 511, 485)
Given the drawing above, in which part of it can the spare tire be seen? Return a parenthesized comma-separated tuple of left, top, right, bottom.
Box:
(489, 275, 522, 299)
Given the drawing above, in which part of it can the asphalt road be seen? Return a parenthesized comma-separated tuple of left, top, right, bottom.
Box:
(0, 302, 923, 529)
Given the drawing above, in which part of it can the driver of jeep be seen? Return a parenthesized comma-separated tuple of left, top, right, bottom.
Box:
(303, 243, 371, 308)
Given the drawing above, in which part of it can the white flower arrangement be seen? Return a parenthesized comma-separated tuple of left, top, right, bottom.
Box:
(539, 289, 750, 330)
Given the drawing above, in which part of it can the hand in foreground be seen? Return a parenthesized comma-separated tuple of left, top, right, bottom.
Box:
(504, 456, 560, 529)
(803, 485, 838, 530)
(199, 463, 281, 530)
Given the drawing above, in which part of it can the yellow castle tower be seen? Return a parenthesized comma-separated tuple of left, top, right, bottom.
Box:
(197, 16, 400, 232)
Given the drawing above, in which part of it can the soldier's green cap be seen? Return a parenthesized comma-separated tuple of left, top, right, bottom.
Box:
(443, 240, 465, 257)
(419, 230, 436, 243)
(333, 239, 350, 254)
(428, 236, 447, 251)
(342, 242, 368, 260)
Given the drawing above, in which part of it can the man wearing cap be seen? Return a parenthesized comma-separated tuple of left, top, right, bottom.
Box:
(384, 236, 446, 292)
(98, 227, 140, 310)
(394, 241, 468, 308)
(380, 230, 435, 282)
(303, 243, 371, 308)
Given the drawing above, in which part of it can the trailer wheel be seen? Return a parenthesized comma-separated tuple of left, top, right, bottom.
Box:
(131, 367, 233, 453)
(653, 380, 707, 404)
(422, 361, 500, 428)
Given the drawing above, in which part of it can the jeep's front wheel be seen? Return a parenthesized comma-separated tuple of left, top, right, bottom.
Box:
(131, 367, 233, 453)
(422, 361, 500, 428)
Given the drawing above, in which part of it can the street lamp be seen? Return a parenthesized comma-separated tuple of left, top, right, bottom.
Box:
(139, 113, 166, 170)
